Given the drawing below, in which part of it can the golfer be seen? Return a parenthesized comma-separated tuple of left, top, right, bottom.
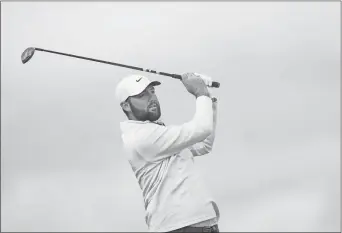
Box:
(116, 72, 220, 232)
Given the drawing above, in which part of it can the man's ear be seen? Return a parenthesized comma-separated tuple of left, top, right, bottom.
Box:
(121, 101, 131, 112)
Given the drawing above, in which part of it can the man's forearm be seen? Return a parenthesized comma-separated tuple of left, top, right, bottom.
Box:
(189, 99, 218, 156)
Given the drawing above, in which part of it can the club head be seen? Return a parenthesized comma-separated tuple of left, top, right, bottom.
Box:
(21, 47, 36, 64)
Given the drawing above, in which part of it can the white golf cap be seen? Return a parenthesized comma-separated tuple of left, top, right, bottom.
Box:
(115, 74, 161, 103)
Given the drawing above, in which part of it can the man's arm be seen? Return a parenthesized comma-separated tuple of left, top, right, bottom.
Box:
(189, 98, 218, 157)
(135, 96, 214, 162)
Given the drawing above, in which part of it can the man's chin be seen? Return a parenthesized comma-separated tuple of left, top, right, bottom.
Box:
(148, 112, 161, 122)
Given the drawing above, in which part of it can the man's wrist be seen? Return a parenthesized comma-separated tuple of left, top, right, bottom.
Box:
(194, 86, 210, 98)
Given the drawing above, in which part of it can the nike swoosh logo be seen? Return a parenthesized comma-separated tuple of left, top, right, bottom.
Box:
(136, 77, 142, 82)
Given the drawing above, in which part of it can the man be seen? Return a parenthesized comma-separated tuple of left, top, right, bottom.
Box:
(115, 72, 220, 232)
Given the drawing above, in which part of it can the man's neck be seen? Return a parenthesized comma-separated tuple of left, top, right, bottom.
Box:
(127, 114, 138, 121)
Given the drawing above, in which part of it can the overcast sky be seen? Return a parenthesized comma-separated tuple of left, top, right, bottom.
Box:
(1, 2, 340, 232)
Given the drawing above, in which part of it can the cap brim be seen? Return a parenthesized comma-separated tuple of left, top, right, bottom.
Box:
(150, 81, 161, 86)
(129, 80, 161, 98)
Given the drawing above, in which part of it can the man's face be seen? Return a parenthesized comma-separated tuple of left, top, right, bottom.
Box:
(126, 84, 161, 121)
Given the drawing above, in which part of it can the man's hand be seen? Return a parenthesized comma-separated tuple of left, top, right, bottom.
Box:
(194, 73, 212, 87)
(181, 72, 210, 98)
(194, 73, 217, 101)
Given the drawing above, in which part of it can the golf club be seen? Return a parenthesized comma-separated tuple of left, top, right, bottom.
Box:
(21, 47, 220, 88)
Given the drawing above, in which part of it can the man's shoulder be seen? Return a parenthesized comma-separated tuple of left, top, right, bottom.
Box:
(121, 120, 161, 133)
(121, 120, 163, 146)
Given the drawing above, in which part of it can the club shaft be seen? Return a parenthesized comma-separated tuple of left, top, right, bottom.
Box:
(35, 48, 220, 88)
(35, 48, 147, 71)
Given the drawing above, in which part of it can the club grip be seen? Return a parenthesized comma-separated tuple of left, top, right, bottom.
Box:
(210, 81, 220, 88)
(172, 74, 220, 88)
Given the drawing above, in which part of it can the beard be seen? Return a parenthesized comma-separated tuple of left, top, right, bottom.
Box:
(130, 101, 161, 122)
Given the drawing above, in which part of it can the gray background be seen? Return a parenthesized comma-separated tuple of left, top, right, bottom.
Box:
(1, 2, 340, 232)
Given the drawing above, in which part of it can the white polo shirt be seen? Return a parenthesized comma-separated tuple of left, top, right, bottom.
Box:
(120, 96, 220, 232)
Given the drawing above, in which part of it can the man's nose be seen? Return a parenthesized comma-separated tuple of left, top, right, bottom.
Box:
(149, 95, 157, 102)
